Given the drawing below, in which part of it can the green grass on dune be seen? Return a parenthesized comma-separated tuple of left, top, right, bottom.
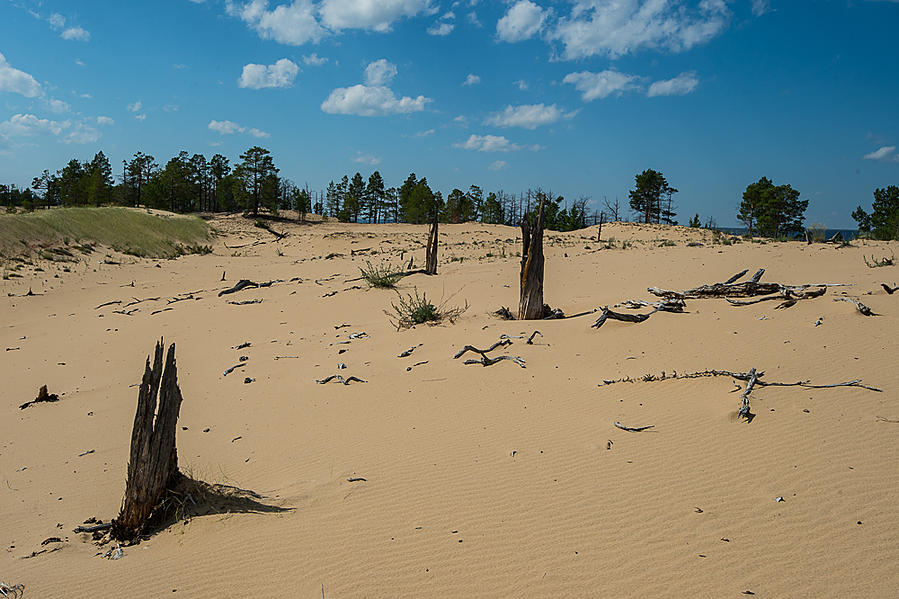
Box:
(0, 207, 212, 259)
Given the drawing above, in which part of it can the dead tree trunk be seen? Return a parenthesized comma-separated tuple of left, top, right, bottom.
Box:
(597, 212, 605, 242)
(425, 207, 438, 275)
(111, 340, 184, 541)
(519, 198, 546, 320)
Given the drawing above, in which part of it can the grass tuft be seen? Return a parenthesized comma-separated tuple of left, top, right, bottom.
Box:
(360, 261, 404, 288)
(386, 288, 467, 329)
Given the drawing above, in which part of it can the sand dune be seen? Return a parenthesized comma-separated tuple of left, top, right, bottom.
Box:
(2, 215, 897, 597)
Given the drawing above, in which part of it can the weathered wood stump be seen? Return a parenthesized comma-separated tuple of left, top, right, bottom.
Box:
(425, 205, 438, 275)
(518, 197, 546, 320)
(111, 339, 184, 541)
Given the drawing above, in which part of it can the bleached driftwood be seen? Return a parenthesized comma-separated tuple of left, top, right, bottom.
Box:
(315, 375, 366, 385)
(593, 299, 685, 329)
(464, 355, 526, 368)
(834, 297, 878, 316)
(453, 339, 512, 359)
(648, 268, 848, 301)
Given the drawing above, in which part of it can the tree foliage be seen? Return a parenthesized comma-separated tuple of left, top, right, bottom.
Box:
(852, 185, 899, 240)
(628, 169, 678, 224)
(738, 177, 808, 238)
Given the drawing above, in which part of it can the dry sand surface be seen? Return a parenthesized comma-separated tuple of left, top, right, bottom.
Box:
(2, 213, 898, 598)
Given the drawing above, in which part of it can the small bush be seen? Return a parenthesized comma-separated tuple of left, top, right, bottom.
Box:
(360, 261, 404, 288)
(659, 240, 676, 247)
(387, 288, 467, 329)
(807, 222, 827, 243)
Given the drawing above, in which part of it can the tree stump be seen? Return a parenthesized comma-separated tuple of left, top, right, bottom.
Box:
(111, 339, 184, 541)
(597, 212, 604, 243)
(519, 198, 546, 320)
(425, 205, 438, 275)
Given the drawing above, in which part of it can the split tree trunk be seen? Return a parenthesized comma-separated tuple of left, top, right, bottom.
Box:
(425, 207, 438, 275)
(597, 212, 605, 242)
(519, 198, 546, 320)
(112, 340, 184, 541)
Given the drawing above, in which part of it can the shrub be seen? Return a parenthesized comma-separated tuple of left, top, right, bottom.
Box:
(360, 261, 404, 288)
(807, 222, 827, 243)
(387, 288, 467, 329)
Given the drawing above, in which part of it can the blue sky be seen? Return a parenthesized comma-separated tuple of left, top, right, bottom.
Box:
(1, 0, 898, 226)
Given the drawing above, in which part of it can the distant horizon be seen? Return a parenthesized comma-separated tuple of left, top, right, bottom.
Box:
(2, 1, 898, 228)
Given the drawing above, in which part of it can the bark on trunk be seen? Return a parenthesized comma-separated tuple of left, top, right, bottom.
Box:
(112, 340, 184, 541)
(518, 198, 546, 320)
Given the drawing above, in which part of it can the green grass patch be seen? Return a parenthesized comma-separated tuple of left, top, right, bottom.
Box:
(386, 288, 468, 329)
(359, 261, 404, 288)
(0, 207, 211, 259)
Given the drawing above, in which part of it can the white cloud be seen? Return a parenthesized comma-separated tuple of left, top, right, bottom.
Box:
(0, 113, 68, 137)
(497, 0, 547, 42)
(647, 72, 699, 97)
(238, 58, 300, 89)
(489, 160, 508, 170)
(127, 101, 143, 112)
(96, 116, 114, 125)
(428, 21, 454, 35)
(321, 84, 429, 116)
(551, 0, 731, 60)
(75, 59, 85, 67)
(323, 60, 430, 116)
(462, 73, 481, 86)
(563, 70, 640, 101)
(303, 53, 328, 65)
(319, 0, 435, 32)
(486, 103, 575, 129)
(863, 146, 899, 163)
(228, 0, 326, 45)
(453, 115, 468, 126)
(364, 59, 397, 86)
(353, 151, 382, 165)
(48, 13, 66, 30)
(414, 128, 435, 137)
(64, 123, 100, 144)
(46, 98, 70, 113)
(208, 119, 270, 138)
(61, 27, 91, 41)
(515, 79, 528, 90)
(751, 0, 770, 16)
(454, 134, 541, 152)
(0, 53, 42, 98)
(135, 114, 147, 121)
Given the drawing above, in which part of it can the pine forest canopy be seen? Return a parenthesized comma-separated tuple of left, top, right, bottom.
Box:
(2, 146, 890, 238)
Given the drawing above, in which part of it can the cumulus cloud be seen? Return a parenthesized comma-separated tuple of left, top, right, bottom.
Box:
(353, 151, 382, 165)
(322, 60, 430, 116)
(563, 70, 640, 101)
(227, 0, 434, 43)
(647, 72, 699, 97)
(208, 119, 270, 138)
(64, 123, 100, 144)
(462, 73, 481, 86)
(364, 59, 398, 86)
(0, 113, 99, 145)
(863, 146, 899, 163)
(319, 0, 435, 31)
(303, 53, 328, 65)
(454, 134, 541, 152)
(227, 0, 326, 45)
(486, 103, 575, 129)
(46, 98, 70, 113)
(489, 160, 508, 170)
(751, 0, 770, 16)
(322, 85, 429, 116)
(497, 0, 547, 42)
(551, 0, 731, 60)
(428, 21, 454, 35)
(96, 116, 115, 125)
(239, 58, 300, 89)
(61, 27, 91, 41)
(127, 101, 142, 112)
(0, 53, 42, 98)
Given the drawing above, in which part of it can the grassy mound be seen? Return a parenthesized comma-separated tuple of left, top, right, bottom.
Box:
(0, 207, 212, 259)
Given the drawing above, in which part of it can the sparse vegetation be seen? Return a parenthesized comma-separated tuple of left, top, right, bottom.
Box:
(386, 288, 467, 329)
(0, 207, 211, 259)
(807, 222, 827, 243)
(360, 260, 404, 288)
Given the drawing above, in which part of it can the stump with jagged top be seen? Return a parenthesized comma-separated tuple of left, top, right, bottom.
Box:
(518, 197, 546, 320)
(425, 205, 438, 275)
(111, 339, 184, 541)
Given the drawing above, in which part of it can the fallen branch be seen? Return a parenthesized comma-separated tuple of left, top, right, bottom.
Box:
(19, 385, 59, 410)
(150, 307, 173, 316)
(223, 363, 245, 377)
(648, 268, 848, 301)
(882, 283, 898, 295)
(499, 331, 543, 344)
(614, 421, 654, 432)
(95, 300, 121, 309)
(124, 296, 160, 307)
(463, 355, 526, 368)
(593, 299, 685, 329)
(453, 339, 512, 359)
(315, 375, 366, 385)
(167, 295, 197, 304)
(398, 344, 423, 358)
(834, 297, 878, 316)
(74, 522, 112, 534)
(218, 280, 259, 296)
(738, 368, 759, 421)
(228, 299, 263, 305)
(864, 254, 894, 268)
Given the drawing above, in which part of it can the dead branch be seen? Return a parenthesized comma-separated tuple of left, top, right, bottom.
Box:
(228, 299, 263, 305)
(315, 375, 367, 385)
(834, 297, 878, 316)
(593, 299, 684, 329)
(648, 268, 848, 301)
(463, 355, 526, 368)
(150, 307, 173, 315)
(398, 344, 423, 358)
(882, 284, 897, 295)
(124, 296, 160, 307)
(167, 295, 197, 304)
(223, 363, 245, 377)
(722, 269, 749, 285)
(95, 300, 121, 309)
(614, 421, 654, 432)
(19, 385, 59, 410)
(738, 368, 759, 421)
(74, 522, 112, 534)
(453, 339, 512, 359)
(864, 253, 894, 268)
(500, 331, 543, 344)
(218, 280, 260, 296)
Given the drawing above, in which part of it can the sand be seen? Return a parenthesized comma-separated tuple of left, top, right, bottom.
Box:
(2, 214, 897, 597)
